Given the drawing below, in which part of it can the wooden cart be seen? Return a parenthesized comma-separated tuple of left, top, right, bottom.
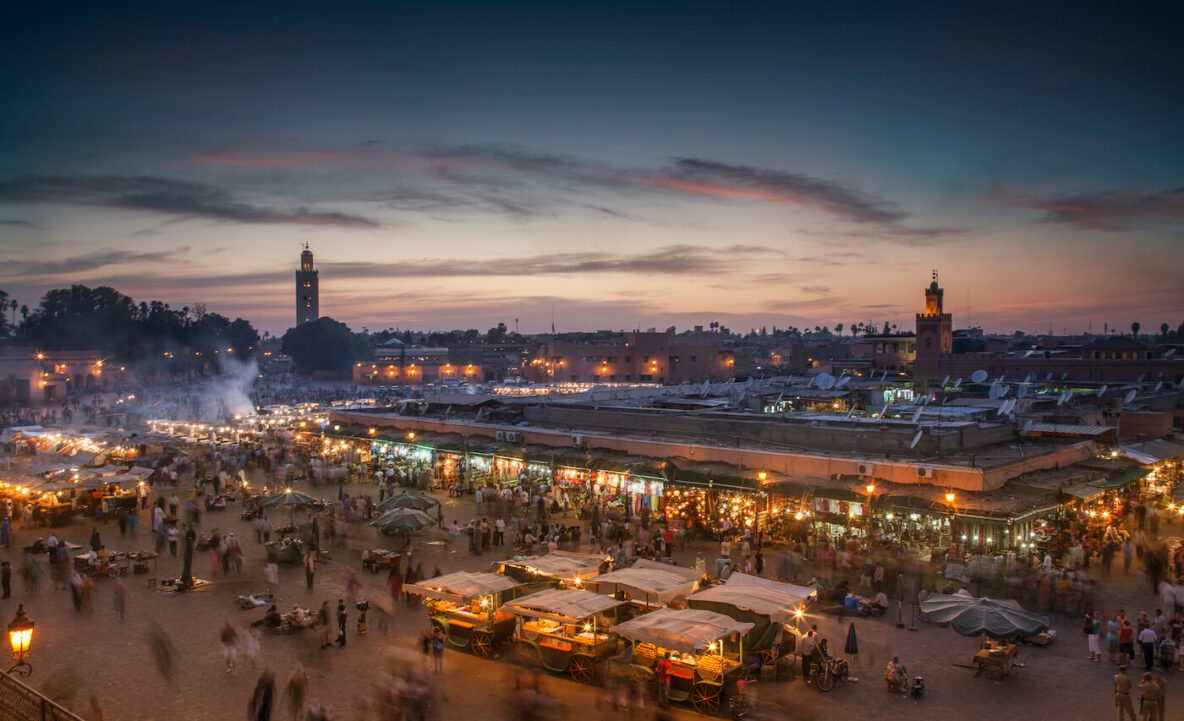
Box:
(973, 643, 1018, 679)
(504, 588, 627, 683)
(611, 608, 753, 714)
(407, 571, 526, 657)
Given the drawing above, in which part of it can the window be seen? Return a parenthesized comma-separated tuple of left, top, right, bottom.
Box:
(690, 355, 697, 362)
(625, 356, 632, 362)
(640, 374, 652, 382)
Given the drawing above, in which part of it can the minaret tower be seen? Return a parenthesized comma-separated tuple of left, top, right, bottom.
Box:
(914, 269, 952, 383)
(295, 243, 319, 325)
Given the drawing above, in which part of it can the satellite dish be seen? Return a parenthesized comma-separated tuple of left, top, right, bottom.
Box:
(1060, 372, 1068, 381)
(1097, 384, 1108, 397)
(1136, 374, 1145, 384)
(806, 376, 817, 388)
(1164, 349, 1176, 358)
(911, 407, 923, 424)
(835, 376, 851, 389)
(1124, 389, 1137, 404)
(988, 384, 1005, 400)
(1065, 388, 1074, 402)
(996, 400, 1008, 416)
(701, 381, 710, 396)
(846, 406, 856, 419)
(941, 375, 950, 388)
(910, 429, 923, 449)
(816, 373, 836, 391)
(1154, 381, 1163, 392)
(1056, 392, 1067, 407)
(1024, 372, 1035, 383)
(995, 375, 1005, 386)
(878, 405, 888, 420)
(954, 377, 962, 389)
(880, 370, 888, 382)
(1045, 372, 1052, 381)
(970, 369, 988, 384)
(1007, 398, 1018, 414)
(1021, 419, 1034, 436)
(1157, 371, 1163, 379)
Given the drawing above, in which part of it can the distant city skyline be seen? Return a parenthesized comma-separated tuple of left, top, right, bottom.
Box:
(1, 3, 1182, 336)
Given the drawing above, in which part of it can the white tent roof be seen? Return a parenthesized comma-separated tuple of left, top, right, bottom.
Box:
(0, 426, 46, 443)
(588, 559, 703, 604)
(611, 608, 754, 654)
(688, 573, 816, 624)
(406, 571, 523, 602)
(503, 588, 626, 622)
(499, 550, 608, 580)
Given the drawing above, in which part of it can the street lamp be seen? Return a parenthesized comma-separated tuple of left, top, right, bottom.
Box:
(8, 605, 34, 676)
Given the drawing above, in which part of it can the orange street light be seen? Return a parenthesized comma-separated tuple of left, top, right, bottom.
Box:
(945, 492, 956, 504)
(368, 428, 376, 436)
(757, 471, 768, 481)
(8, 605, 34, 676)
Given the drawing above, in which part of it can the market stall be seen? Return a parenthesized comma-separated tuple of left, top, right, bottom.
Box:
(610, 608, 753, 713)
(586, 558, 704, 608)
(503, 588, 627, 682)
(406, 571, 526, 656)
(494, 550, 610, 587)
(687, 573, 816, 657)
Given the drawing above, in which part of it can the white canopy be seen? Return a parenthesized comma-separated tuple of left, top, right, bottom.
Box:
(499, 550, 608, 581)
(406, 571, 524, 602)
(503, 588, 627, 623)
(0, 426, 46, 443)
(688, 573, 816, 624)
(611, 608, 753, 655)
(588, 558, 703, 604)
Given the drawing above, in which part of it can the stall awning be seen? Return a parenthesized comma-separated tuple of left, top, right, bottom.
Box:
(1118, 439, 1184, 465)
(611, 608, 754, 655)
(588, 559, 703, 604)
(503, 588, 626, 623)
(1063, 484, 1106, 502)
(1099, 467, 1152, 489)
(405, 571, 523, 602)
(687, 573, 816, 625)
(497, 550, 608, 581)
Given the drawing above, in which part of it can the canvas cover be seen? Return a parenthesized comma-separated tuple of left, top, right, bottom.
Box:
(504, 588, 626, 622)
(589, 559, 702, 603)
(920, 593, 1049, 640)
(688, 573, 815, 624)
(500, 550, 608, 581)
(611, 608, 754, 654)
(408, 571, 524, 602)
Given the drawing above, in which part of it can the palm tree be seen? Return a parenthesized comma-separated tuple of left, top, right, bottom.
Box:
(836, 323, 844, 335)
(1131, 322, 1140, 338)
(1161, 323, 1170, 339)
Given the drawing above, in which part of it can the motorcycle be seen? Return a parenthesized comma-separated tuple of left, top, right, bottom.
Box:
(814, 654, 850, 692)
(729, 679, 756, 720)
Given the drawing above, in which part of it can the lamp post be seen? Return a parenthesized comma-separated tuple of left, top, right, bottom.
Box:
(7, 605, 34, 677)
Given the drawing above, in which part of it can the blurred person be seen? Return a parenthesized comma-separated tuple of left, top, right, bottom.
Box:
(286, 663, 307, 721)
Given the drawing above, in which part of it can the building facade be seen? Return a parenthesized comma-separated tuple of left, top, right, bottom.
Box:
(524, 331, 734, 384)
(295, 244, 319, 325)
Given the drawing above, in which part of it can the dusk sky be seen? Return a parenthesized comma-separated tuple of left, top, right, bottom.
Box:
(1, 2, 1182, 336)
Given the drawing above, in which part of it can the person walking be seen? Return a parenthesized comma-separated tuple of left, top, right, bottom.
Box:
(304, 551, 315, 591)
(1138, 671, 1162, 721)
(431, 626, 445, 673)
(656, 651, 673, 706)
(244, 625, 261, 668)
(286, 663, 307, 721)
(1138, 625, 1158, 670)
(1151, 669, 1167, 721)
(335, 599, 347, 647)
(113, 576, 127, 620)
(318, 602, 331, 650)
(249, 668, 276, 721)
(1115, 666, 1136, 721)
(0, 561, 10, 599)
(221, 622, 239, 672)
(1088, 611, 1103, 662)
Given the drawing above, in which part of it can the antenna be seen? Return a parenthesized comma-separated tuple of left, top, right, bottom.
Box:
(910, 429, 923, 449)
(970, 369, 988, 384)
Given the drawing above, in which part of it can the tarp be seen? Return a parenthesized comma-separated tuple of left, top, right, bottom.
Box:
(370, 507, 436, 533)
(406, 571, 524, 602)
(690, 573, 816, 623)
(503, 588, 627, 623)
(920, 592, 1050, 640)
(498, 550, 608, 582)
(611, 608, 754, 655)
(588, 558, 702, 604)
(1118, 439, 1184, 465)
(1062, 484, 1106, 502)
(1098, 467, 1152, 489)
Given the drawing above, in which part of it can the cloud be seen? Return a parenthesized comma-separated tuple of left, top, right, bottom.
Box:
(181, 144, 915, 227)
(990, 186, 1184, 231)
(0, 218, 33, 227)
(626, 158, 906, 224)
(801, 285, 830, 295)
(0, 175, 378, 227)
(0, 247, 190, 278)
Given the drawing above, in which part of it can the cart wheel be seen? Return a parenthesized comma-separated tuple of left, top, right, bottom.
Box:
(691, 683, 721, 713)
(516, 644, 539, 667)
(471, 631, 492, 657)
(815, 669, 836, 692)
(569, 654, 595, 683)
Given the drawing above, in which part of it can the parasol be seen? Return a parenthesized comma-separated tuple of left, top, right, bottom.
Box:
(376, 493, 439, 513)
(370, 507, 437, 534)
(920, 593, 1050, 640)
(262, 490, 324, 508)
(844, 621, 859, 655)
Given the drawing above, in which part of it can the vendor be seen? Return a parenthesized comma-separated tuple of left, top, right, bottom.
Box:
(261, 604, 282, 628)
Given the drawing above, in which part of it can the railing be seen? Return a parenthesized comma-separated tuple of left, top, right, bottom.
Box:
(0, 671, 84, 721)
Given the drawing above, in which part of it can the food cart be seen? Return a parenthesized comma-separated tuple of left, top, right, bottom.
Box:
(494, 550, 610, 587)
(687, 573, 817, 672)
(504, 588, 627, 682)
(585, 558, 703, 612)
(406, 571, 526, 657)
(611, 608, 753, 714)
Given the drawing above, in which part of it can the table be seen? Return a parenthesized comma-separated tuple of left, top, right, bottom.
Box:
(973, 644, 1018, 678)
